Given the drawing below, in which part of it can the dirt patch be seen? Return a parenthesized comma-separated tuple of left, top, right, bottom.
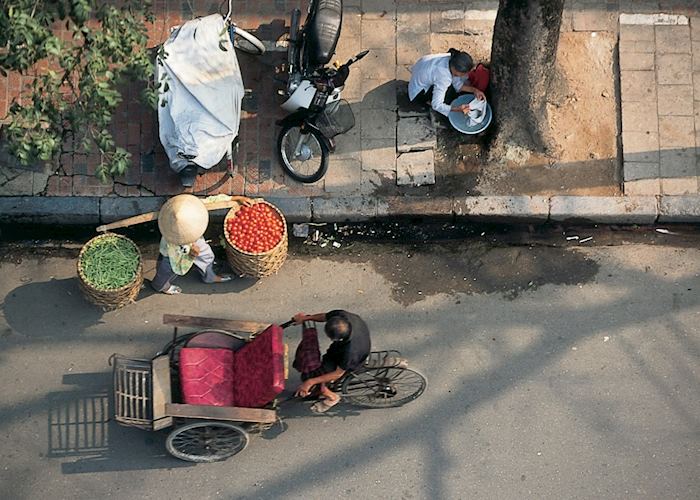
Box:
(435, 31, 620, 196)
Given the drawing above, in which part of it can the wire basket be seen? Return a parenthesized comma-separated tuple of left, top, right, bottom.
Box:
(223, 201, 288, 278)
(314, 99, 355, 138)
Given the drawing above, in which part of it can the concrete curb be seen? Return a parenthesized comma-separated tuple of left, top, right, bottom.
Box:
(1, 195, 699, 225)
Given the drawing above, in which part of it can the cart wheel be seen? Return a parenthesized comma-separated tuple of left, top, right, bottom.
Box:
(166, 421, 249, 463)
(341, 367, 426, 408)
(230, 25, 265, 55)
(277, 123, 329, 183)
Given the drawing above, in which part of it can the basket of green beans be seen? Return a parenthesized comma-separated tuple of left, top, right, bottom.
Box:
(77, 233, 143, 309)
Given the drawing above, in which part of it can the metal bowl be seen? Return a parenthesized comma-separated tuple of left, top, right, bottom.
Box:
(448, 94, 492, 135)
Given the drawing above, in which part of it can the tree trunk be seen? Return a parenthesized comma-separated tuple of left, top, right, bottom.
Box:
(488, 0, 565, 162)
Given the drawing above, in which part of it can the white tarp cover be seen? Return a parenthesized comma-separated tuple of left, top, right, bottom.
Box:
(157, 14, 243, 173)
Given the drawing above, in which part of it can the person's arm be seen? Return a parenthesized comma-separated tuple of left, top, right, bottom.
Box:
(431, 80, 453, 117)
(292, 312, 328, 324)
(459, 84, 486, 100)
(295, 367, 346, 396)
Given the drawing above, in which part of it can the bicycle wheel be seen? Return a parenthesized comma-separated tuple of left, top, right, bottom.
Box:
(277, 123, 329, 183)
(341, 367, 427, 408)
(231, 25, 265, 55)
(166, 421, 249, 462)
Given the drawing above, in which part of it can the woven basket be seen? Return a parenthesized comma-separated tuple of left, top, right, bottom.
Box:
(223, 201, 288, 278)
(77, 233, 143, 310)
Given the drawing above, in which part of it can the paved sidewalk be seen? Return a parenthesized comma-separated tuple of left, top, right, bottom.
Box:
(1, 0, 699, 223)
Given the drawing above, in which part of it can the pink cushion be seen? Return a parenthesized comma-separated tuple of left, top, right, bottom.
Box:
(232, 325, 285, 408)
(179, 347, 235, 406)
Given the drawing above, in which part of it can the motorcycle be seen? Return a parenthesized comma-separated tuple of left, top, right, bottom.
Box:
(277, 0, 369, 183)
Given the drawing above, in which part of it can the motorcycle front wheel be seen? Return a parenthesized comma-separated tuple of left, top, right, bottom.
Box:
(277, 124, 329, 183)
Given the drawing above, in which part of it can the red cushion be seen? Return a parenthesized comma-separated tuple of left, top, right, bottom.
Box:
(179, 347, 235, 406)
(232, 325, 285, 408)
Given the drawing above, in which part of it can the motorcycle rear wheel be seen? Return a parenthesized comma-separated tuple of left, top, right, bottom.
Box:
(277, 124, 329, 183)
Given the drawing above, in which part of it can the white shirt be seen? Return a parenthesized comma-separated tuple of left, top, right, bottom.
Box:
(408, 54, 470, 116)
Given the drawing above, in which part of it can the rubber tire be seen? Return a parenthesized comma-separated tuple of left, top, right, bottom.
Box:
(277, 123, 329, 183)
(232, 26, 265, 55)
(341, 367, 427, 409)
(166, 421, 249, 463)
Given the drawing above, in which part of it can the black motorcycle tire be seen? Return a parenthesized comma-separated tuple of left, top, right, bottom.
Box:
(277, 123, 329, 183)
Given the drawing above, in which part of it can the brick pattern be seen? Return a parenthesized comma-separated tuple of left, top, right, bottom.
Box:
(620, 17, 700, 195)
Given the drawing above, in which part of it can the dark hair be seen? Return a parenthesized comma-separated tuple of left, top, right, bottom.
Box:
(325, 316, 351, 342)
(448, 48, 474, 73)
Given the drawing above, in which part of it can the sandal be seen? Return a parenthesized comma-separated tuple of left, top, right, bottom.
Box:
(163, 285, 182, 295)
(310, 398, 340, 413)
(214, 274, 232, 283)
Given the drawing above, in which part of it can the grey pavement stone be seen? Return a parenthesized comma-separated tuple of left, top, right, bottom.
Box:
(431, 5, 464, 34)
(361, 18, 396, 49)
(397, 115, 436, 152)
(656, 53, 693, 84)
(361, 138, 397, 171)
(619, 40, 656, 54)
(694, 42, 700, 70)
(361, 48, 397, 81)
(550, 196, 658, 224)
(693, 16, 700, 40)
(360, 169, 395, 195)
(572, 10, 617, 32)
(619, 52, 655, 71)
(658, 194, 700, 222)
(622, 131, 660, 162)
(33, 170, 51, 195)
(624, 161, 660, 181)
(0, 168, 35, 196)
(333, 124, 362, 160)
(311, 196, 377, 221)
(659, 115, 695, 148)
(453, 196, 549, 222)
(397, 30, 430, 65)
(396, 150, 435, 186)
(396, 3, 430, 34)
(620, 24, 655, 41)
(361, 0, 396, 20)
(396, 64, 412, 81)
(619, 1, 663, 15)
(336, 8, 362, 60)
(324, 157, 362, 193)
(625, 178, 661, 195)
(620, 71, 657, 101)
(360, 79, 398, 110)
(377, 195, 453, 217)
(622, 101, 658, 133)
(261, 196, 312, 222)
(430, 30, 493, 63)
(660, 148, 697, 177)
(657, 85, 694, 116)
(655, 25, 691, 53)
(100, 197, 165, 223)
(361, 108, 396, 139)
(660, 177, 698, 195)
(0, 196, 100, 224)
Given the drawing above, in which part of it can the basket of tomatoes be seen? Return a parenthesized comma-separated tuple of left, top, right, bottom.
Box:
(223, 200, 288, 278)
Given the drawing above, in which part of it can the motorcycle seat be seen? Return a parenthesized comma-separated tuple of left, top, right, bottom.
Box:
(305, 0, 342, 67)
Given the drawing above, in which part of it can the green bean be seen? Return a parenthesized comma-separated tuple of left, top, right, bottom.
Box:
(79, 235, 140, 290)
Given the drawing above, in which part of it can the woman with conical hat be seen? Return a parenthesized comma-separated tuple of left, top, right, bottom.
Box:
(151, 194, 251, 295)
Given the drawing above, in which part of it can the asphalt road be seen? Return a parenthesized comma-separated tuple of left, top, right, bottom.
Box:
(0, 225, 698, 499)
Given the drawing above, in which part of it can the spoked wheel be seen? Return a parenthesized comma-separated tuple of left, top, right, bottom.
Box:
(277, 123, 329, 183)
(166, 421, 249, 463)
(341, 367, 427, 408)
(229, 25, 265, 55)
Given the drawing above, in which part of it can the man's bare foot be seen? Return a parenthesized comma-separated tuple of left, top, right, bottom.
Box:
(310, 397, 340, 413)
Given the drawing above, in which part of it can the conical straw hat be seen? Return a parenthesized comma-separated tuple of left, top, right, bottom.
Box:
(158, 194, 209, 245)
